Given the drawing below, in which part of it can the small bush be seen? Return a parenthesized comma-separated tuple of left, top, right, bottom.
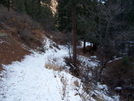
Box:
(19, 28, 31, 44)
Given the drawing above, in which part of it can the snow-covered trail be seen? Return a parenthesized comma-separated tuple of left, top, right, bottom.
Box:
(0, 38, 120, 101)
(0, 43, 83, 101)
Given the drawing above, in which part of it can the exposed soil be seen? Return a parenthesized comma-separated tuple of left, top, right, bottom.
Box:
(0, 33, 30, 71)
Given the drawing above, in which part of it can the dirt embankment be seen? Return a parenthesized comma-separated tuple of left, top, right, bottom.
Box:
(0, 32, 30, 71)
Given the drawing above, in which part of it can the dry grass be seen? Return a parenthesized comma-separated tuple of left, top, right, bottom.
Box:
(0, 34, 30, 67)
(45, 62, 62, 71)
(60, 76, 68, 100)
(74, 80, 80, 88)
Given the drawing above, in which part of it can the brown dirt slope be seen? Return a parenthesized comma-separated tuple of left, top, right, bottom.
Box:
(0, 32, 30, 71)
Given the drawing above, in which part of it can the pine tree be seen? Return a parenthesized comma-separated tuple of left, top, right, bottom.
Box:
(7, 0, 10, 11)
(12, 0, 25, 12)
(55, 0, 72, 32)
(72, 0, 77, 67)
(0, 0, 8, 7)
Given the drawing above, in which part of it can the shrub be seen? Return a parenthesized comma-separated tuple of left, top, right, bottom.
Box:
(102, 59, 134, 100)
(18, 28, 31, 45)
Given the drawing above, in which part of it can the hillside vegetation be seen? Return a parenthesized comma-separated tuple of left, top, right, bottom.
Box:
(0, 5, 46, 70)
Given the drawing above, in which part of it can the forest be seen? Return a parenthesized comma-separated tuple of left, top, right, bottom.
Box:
(0, 0, 134, 100)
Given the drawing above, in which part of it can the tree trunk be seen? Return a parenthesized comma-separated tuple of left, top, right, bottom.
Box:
(98, 66, 103, 82)
(72, 0, 77, 67)
(72, 0, 79, 77)
(38, 0, 41, 18)
(93, 43, 97, 51)
(98, 59, 108, 82)
(8, 0, 10, 11)
(83, 38, 86, 52)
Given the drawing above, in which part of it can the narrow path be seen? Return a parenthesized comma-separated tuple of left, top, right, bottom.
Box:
(0, 45, 71, 101)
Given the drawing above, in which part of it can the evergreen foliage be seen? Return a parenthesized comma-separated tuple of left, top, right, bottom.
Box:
(55, 0, 72, 32)
(0, 0, 8, 7)
(0, 0, 54, 30)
